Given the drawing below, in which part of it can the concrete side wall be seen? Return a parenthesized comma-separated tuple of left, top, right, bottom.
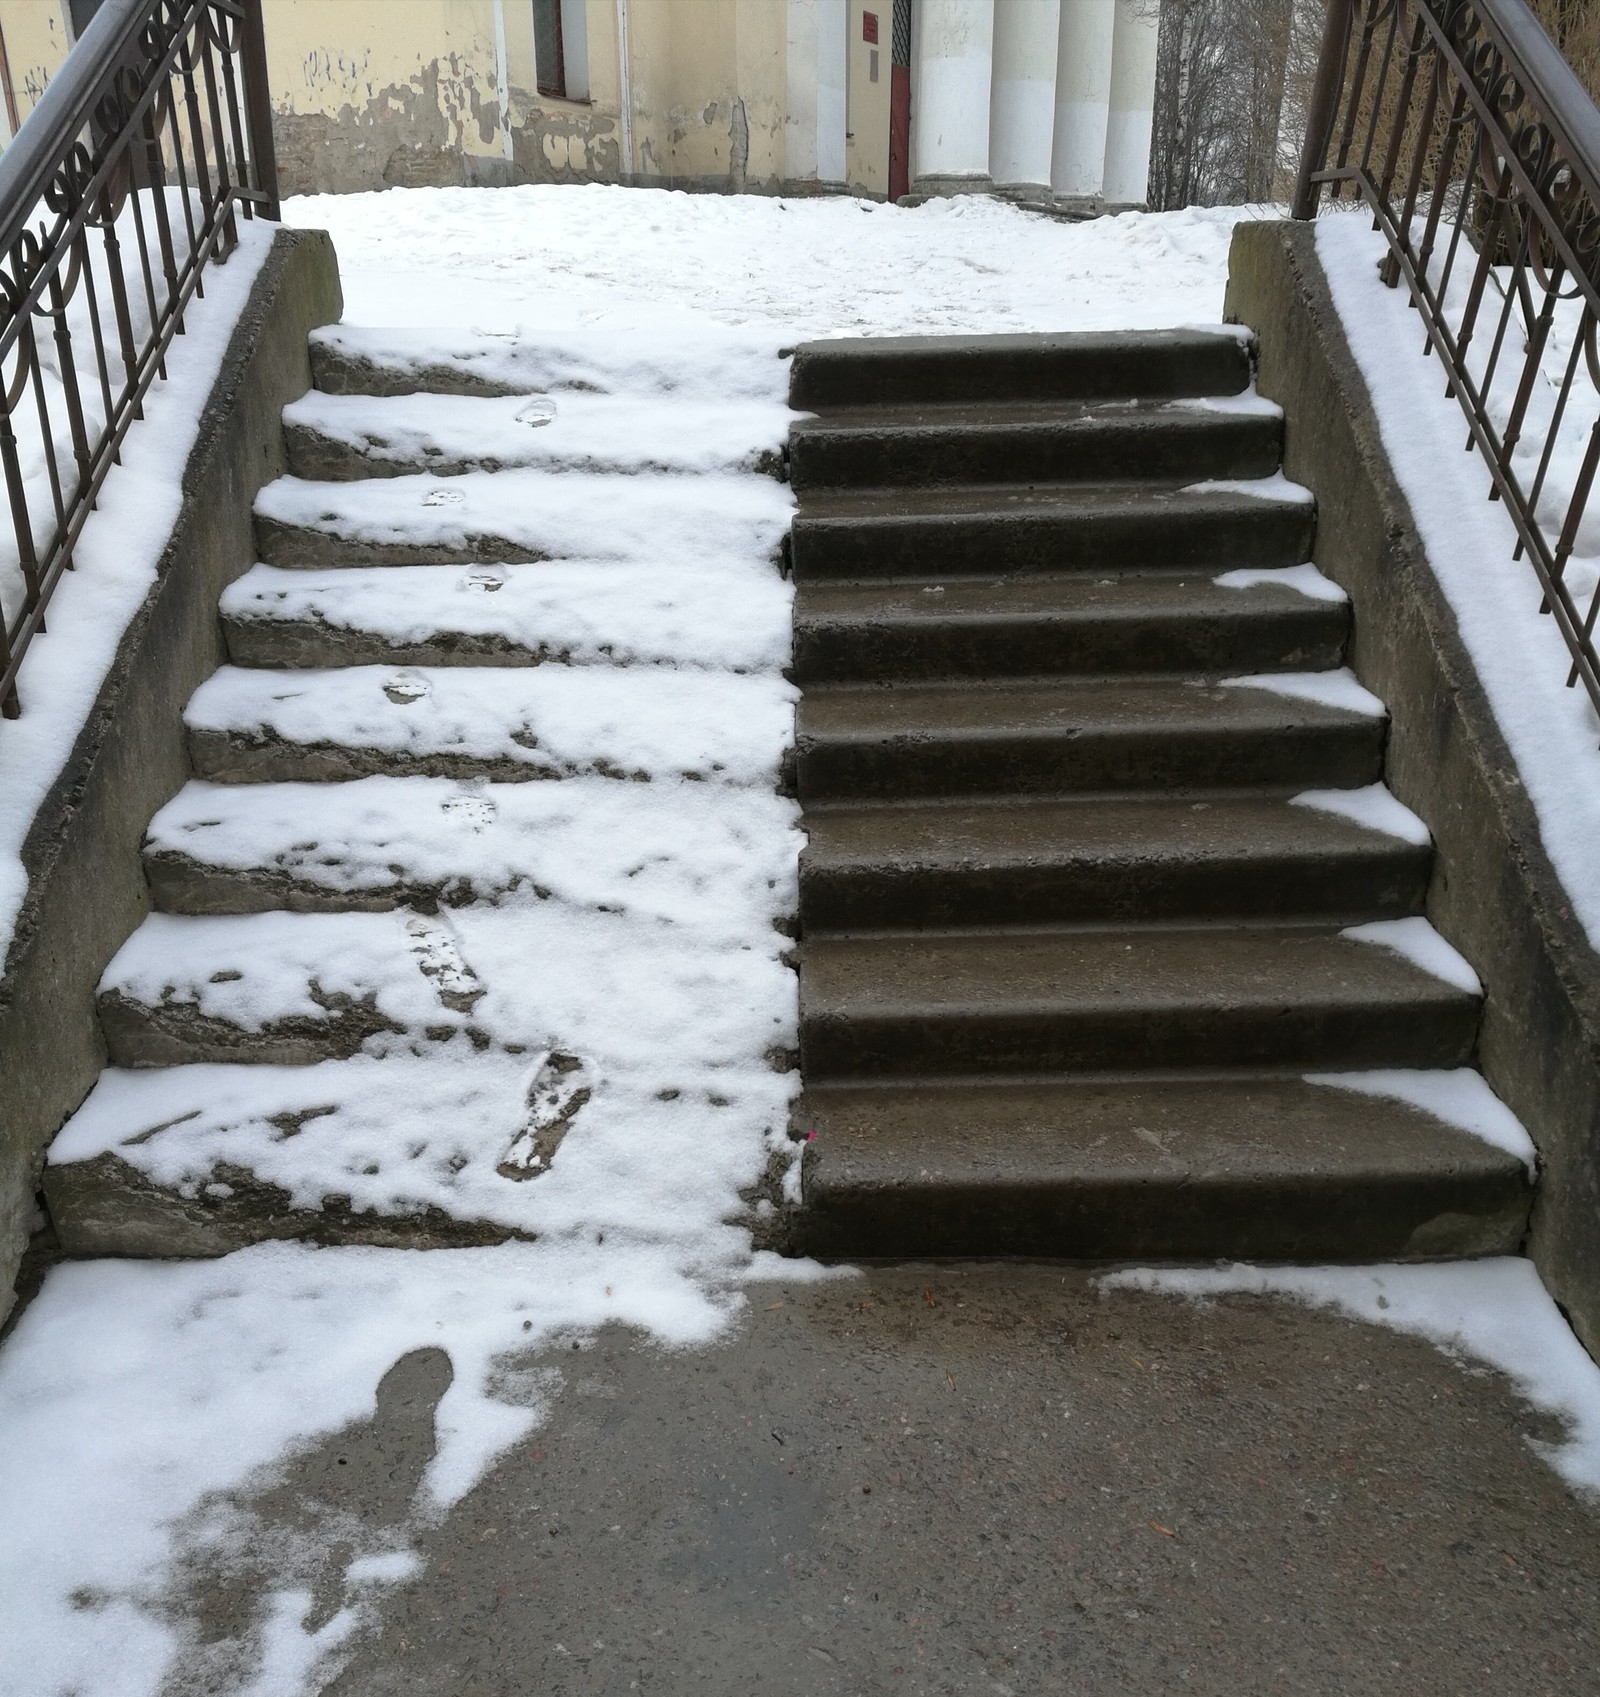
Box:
(1226, 219, 1600, 1355)
(0, 227, 342, 1327)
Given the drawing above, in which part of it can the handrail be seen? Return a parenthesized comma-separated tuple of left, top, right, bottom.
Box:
(0, 0, 277, 717)
(1292, 0, 1600, 730)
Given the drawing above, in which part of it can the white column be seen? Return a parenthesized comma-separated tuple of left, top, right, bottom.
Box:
(1102, 0, 1158, 208)
(1050, 0, 1116, 200)
(910, 0, 996, 192)
(988, 0, 1059, 195)
(786, 0, 848, 187)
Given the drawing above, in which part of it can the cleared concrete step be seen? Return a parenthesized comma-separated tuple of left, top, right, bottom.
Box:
(792, 567, 1347, 683)
(796, 672, 1386, 802)
(283, 389, 787, 482)
(799, 923, 1481, 1079)
(182, 664, 791, 786)
(794, 1074, 1531, 1261)
(800, 791, 1430, 931)
(790, 480, 1316, 581)
(788, 398, 1281, 492)
(787, 329, 1252, 410)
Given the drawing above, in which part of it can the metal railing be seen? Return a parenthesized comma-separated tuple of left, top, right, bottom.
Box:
(1294, 0, 1600, 725)
(0, 0, 277, 718)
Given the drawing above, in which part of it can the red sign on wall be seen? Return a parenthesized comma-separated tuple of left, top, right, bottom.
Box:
(863, 11, 879, 44)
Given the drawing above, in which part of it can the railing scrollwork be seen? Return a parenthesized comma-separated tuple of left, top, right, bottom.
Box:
(1295, 0, 1600, 730)
(0, 0, 277, 718)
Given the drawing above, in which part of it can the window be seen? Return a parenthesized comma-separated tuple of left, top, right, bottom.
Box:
(533, 0, 589, 102)
(532, 0, 566, 99)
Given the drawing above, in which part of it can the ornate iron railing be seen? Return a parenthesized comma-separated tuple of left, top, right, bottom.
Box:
(0, 0, 277, 717)
(1294, 0, 1600, 725)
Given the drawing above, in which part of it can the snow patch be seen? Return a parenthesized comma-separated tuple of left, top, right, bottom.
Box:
(1181, 471, 1314, 503)
(1221, 667, 1386, 717)
(1291, 783, 1431, 845)
(1304, 1068, 1537, 1173)
(1214, 562, 1347, 603)
(1342, 916, 1483, 995)
(1100, 1259, 1600, 1495)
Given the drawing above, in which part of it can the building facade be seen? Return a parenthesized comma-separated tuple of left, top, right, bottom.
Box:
(0, 0, 1158, 209)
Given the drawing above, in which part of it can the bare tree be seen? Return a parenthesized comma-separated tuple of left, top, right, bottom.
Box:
(1150, 0, 1296, 209)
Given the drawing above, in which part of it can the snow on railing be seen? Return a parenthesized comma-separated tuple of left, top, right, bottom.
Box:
(1294, 0, 1600, 732)
(0, 0, 277, 718)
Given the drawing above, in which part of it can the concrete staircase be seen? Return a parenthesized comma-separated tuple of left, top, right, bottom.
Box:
(41, 328, 797, 1254)
(786, 331, 1533, 1262)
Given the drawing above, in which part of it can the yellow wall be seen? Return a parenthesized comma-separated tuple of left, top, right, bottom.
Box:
(0, 0, 890, 197)
(0, 0, 73, 135)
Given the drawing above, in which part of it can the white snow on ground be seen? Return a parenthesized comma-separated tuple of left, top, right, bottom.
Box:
(1102, 1258, 1600, 1494)
(1317, 212, 1600, 947)
(0, 220, 275, 968)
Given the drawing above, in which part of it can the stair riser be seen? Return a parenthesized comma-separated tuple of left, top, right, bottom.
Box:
(788, 414, 1282, 492)
(796, 722, 1386, 802)
(187, 728, 548, 786)
(223, 616, 554, 671)
(795, 1171, 1528, 1262)
(283, 423, 453, 482)
(788, 336, 1251, 409)
(309, 345, 521, 399)
(798, 849, 1431, 931)
(256, 515, 544, 570)
(43, 1156, 522, 1258)
(97, 993, 395, 1069)
(144, 854, 412, 917)
(799, 1000, 1479, 1079)
(791, 606, 1347, 683)
(790, 503, 1315, 581)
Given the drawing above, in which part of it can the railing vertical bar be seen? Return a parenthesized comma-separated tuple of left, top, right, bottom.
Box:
(0, 0, 279, 719)
(1291, 0, 1600, 735)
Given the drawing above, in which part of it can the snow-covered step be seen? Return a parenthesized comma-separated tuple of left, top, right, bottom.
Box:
(143, 776, 802, 927)
(184, 664, 795, 785)
(307, 322, 789, 402)
(283, 389, 790, 481)
(254, 468, 793, 569)
(220, 561, 792, 673)
(98, 902, 797, 1071)
(44, 1050, 796, 1256)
